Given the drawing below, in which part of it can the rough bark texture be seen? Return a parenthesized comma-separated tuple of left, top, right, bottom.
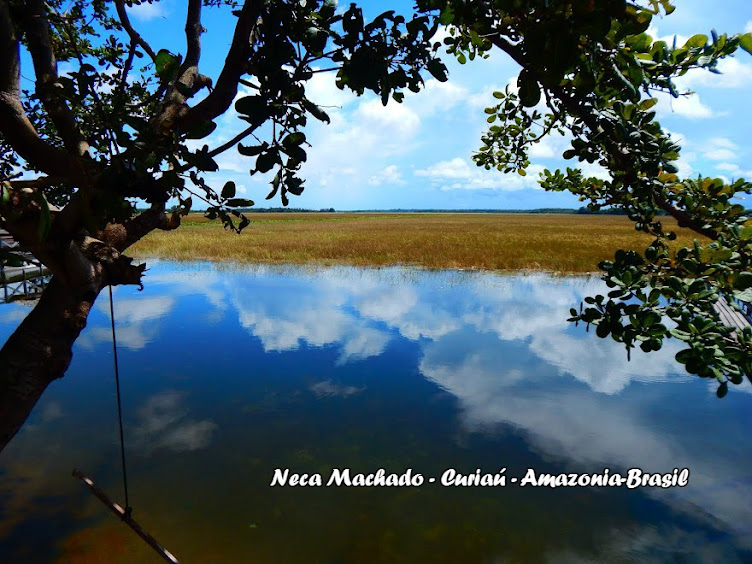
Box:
(0, 276, 103, 452)
(0, 205, 177, 453)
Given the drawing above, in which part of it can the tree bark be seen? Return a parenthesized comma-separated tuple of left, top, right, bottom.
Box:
(0, 275, 103, 452)
(0, 205, 177, 453)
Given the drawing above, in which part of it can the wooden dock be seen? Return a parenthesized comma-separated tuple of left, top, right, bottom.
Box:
(714, 297, 752, 332)
(1, 229, 51, 302)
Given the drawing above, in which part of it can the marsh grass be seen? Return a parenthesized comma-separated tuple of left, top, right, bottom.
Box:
(130, 212, 703, 273)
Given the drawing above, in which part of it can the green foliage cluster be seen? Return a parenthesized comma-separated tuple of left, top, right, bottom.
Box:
(425, 0, 752, 392)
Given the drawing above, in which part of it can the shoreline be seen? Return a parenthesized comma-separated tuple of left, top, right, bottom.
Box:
(129, 213, 702, 275)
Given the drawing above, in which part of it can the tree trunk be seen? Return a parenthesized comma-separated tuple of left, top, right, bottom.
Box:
(0, 276, 102, 452)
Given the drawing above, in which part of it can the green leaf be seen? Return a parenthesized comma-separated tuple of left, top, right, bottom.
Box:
(238, 142, 269, 157)
(155, 49, 180, 80)
(235, 96, 269, 123)
(226, 198, 254, 207)
(699, 246, 732, 263)
(518, 70, 541, 107)
(282, 132, 306, 148)
(596, 322, 610, 338)
(187, 148, 218, 172)
(740, 33, 752, 55)
(185, 121, 217, 140)
(739, 224, 752, 240)
(35, 193, 52, 241)
(221, 181, 236, 199)
(675, 349, 694, 363)
(302, 99, 331, 124)
(426, 59, 448, 82)
(684, 34, 708, 49)
(255, 151, 278, 174)
(734, 271, 752, 290)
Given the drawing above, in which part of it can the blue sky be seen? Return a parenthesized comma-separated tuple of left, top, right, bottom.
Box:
(123, 1, 752, 209)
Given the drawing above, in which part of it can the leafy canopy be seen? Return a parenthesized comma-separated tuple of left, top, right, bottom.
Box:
(0, 0, 445, 286)
(423, 0, 752, 395)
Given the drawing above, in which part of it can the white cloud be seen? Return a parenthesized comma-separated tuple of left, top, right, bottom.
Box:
(368, 165, 405, 186)
(356, 98, 421, 136)
(705, 148, 736, 161)
(746, 21, 752, 33)
(467, 85, 503, 110)
(133, 390, 218, 454)
(285, 93, 422, 206)
(715, 162, 752, 178)
(708, 137, 737, 149)
(680, 57, 752, 89)
(703, 138, 739, 161)
(656, 92, 716, 119)
(410, 79, 468, 115)
(80, 295, 175, 350)
(126, 1, 168, 21)
(579, 161, 611, 180)
(676, 151, 696, 178)
(416, 157, 474, 180)
(529, 138, 556, 158)
(309, 380, 364, 398)
(415, 157, 545, 192)
(716, 162, 738, 171)
(227, 270, 392, 364)
(304, 70, 354, 109)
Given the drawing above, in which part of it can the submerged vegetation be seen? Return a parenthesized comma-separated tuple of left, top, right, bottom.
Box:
(132, 213, 702, 274)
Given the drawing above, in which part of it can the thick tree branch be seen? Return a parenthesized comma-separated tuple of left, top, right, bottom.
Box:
(19, 0, 89, 157)
(0, 1, 85, 179)
(7, 176, 58, 190)
(180, 0, 264, 131)
(654, 193, 720, 240)
(99, 202, 179, 252)
(182, 0, 203, 70)
(115, 0, 157, 61)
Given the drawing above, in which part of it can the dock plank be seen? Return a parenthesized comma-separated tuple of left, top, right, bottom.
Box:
(714, 297, 751, 332)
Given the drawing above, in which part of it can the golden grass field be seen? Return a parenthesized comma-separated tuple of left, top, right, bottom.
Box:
(130, 212, 703, 274)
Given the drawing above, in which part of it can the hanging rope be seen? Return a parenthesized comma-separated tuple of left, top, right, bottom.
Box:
(72, 284, 179, 563)
(109, 284, 131, 517)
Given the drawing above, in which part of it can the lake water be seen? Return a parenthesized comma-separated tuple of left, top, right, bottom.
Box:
(0, 261, 751, 562)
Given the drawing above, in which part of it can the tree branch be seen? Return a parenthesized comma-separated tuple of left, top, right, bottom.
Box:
(488, 34, 720, 242)
(0, 1, 85, 179)
(114, 0, 157, 61)
(99, 202, 179, 252)
(208, 125, 258, 159)
(182, 0, 203, 71)
(116, 42, 137, 102)
(19, 0, 89, 157)
(180, 0, 264, 131)
(653, 193, 719, 240)
(8, 176, 58, 190)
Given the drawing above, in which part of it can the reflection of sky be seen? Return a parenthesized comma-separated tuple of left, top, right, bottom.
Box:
(1, 261, 751, 559)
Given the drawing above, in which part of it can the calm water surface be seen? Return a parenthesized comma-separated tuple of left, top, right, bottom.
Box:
(0, 261, 751, 562)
